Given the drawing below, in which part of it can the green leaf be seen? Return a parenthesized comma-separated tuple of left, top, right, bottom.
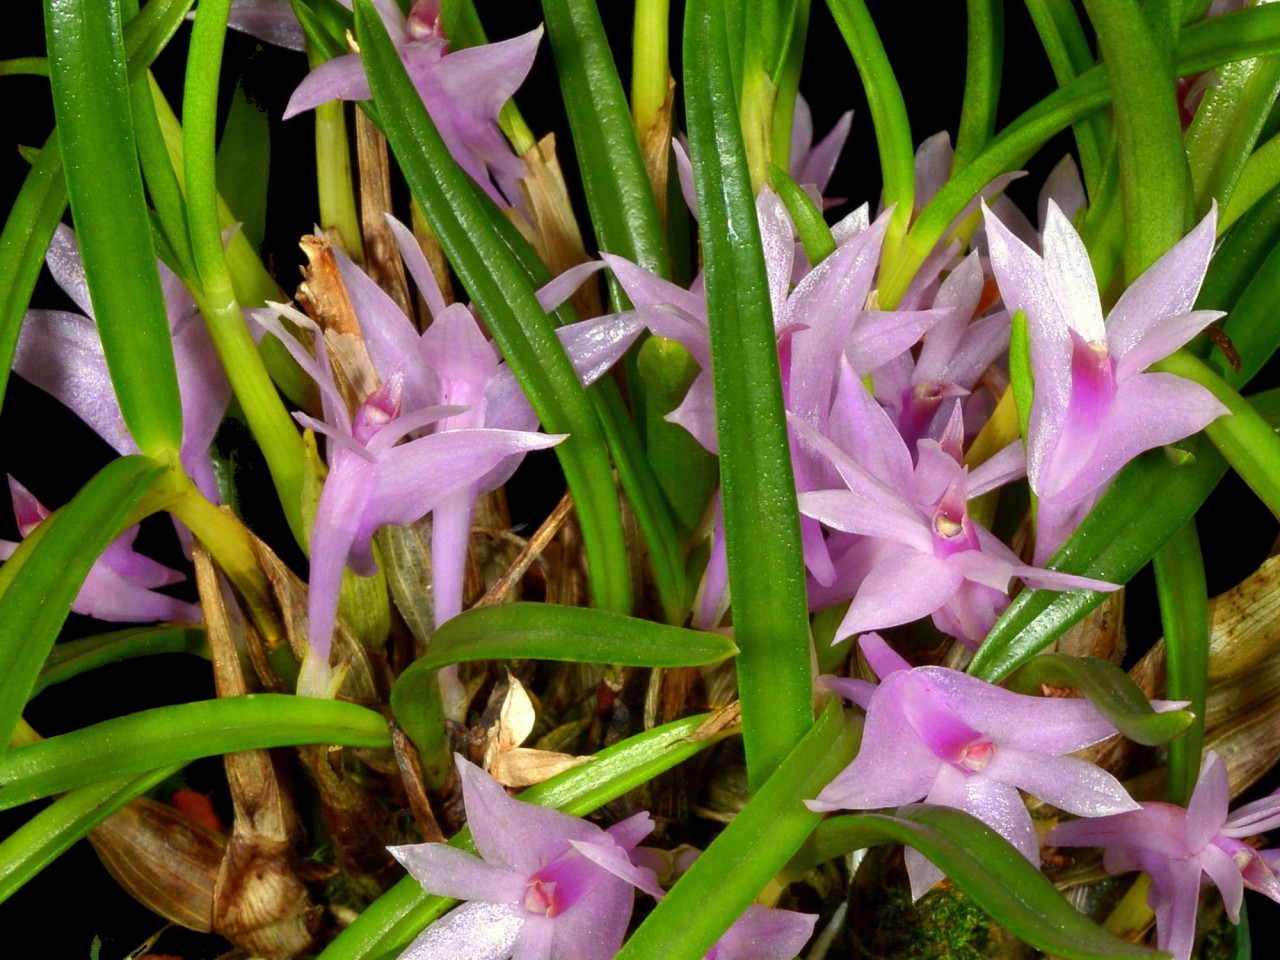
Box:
(769, 163, 837, 264)
(1004, 653, 1194, 747)
(31, 626, 208, 699)
(389, 603, 737, 761)
(1152, 522, 1208, 803)
(1157, 350, 1280, 520)
(953, 0, 1003, 171)
(354, 0, 631, 615)
(0, 456, 168, 745)
(315, 711, 729, 960)
(1022, 0, 1105, 190)
(216, 73, 271, 250)
(787, 807, 1167, 960)
(1221, 132, 1280, 234)
(617, 701, 859, 959)
(969, 438, 1227, 682)
(1081, 0, 1189, 279)
(0, 765, 181, 906)
(683, 0, 812, 789)
(44, 0, 184, 456)
(1185, 40, 1280, 219)
(882, 3, 1280, 307)
(825, 0, 914, 258)
(0, 695, 390, 810)
(542, 0, 669, 278)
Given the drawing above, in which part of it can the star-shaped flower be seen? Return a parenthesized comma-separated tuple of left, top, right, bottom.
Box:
(388, 756, 663, 960)
(284, 0, 539, 206)
(1049, 751, 1280, 960)
(0, 477, 200, 624)
(809, 634, 1140, 899)
(983, 201, 1229, 563)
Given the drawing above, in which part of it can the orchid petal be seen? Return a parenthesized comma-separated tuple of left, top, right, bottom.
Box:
(388, 843, 526, 903)
(397, 901, 524, 960)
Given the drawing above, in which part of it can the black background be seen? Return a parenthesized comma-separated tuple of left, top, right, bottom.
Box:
(2, 1, 1278, 957)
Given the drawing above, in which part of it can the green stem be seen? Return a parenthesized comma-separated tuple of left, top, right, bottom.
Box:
(954, 0, 1003, 171)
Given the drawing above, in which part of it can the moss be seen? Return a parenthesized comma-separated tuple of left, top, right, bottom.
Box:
(847, 848, 1031, 960)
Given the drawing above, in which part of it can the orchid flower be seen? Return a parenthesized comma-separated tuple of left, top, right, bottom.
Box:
(0, 477, 201, 624)
(284, 0, 539, 206)
(387, 756, 663, 960)
(809, 633, 1142, 900)
(16, 224, 231, 504)
(793, 372, 1111, 647)
(1049, 751, 1280, 960)
(257, 305, 563, 697)
(332, 215, 642, 628)
(983, 201, 1229, 563)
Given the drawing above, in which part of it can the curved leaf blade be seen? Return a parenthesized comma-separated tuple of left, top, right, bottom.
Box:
(616, 702, 859, 959)
(32, 626, 208, 698)
(789, 806, 1166, 960)
(683, 0, 812, 790)
(353, 0, 630, 615)
(0, 764, 181, 906)
(1004, 653, 1194, 746)
(44, 0, 183, 455)
(0, 694, 391, 811)
(0, 455, 168, 745)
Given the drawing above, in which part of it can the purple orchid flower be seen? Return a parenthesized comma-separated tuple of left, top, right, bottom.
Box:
(983, 201, 1229, 564)
(387, 756, 663, 960)
(284, 0, 539, 206)
(257, 304, 564, 697)
(0, 477, 201, 624)
(332, 215, 642, 629)
(16, 224, 231, 505)
(792, 372, 1111, 647)
(1049, 751, 1280, 960)
(809, 633, 1141, 899)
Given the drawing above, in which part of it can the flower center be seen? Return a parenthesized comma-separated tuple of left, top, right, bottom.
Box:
(523, 878, 559, 917)
(958, 739, 995, 771)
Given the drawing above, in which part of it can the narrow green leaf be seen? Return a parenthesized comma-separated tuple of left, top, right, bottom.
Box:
(1082, 0, 1189, 279)
(0, 130, 66, 412)
(315, 711, 727, 960)
(217, 75, 271, 250)
(1004, 653, 1194, 747)
(768, 0, 809, 171)
(824, 0, 914, 257)
(0, 0, 193, 420)
(0, 695, 390, 810)
(787, 807, 1166, 960)
(1157, 350, 1280, 519)
(1185, 40, 1280, 219)
(882, 3, 1280, 307)
(1152, 522, 1209, 803)
(1208, 231, 1280, 390)
(32, 626, 208, 698)
(684, 0, 812, 789)
(617, 702, 858, 959)
(44, 0, 183, 455)
(543, 0, 669, 277)
(0, 456, 167, 745)
(389, 603, 737, 759)
(1198, 181, 1280, 312)
(770, 163, 837, 263)
(971, 386, 1280, 681)
(1022, 0, 1105, 190)
(953, 0, 1003, 170)
(1221, 132, 1280, 234)
(0, 765, 181, 905)
(354, 0, 631, 615)
(969, 437, 1227, 682)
